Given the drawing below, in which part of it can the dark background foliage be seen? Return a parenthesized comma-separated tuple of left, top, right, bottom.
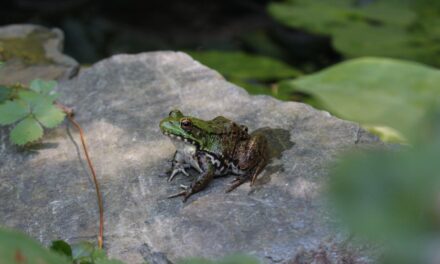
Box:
(0, 0, 339, 67)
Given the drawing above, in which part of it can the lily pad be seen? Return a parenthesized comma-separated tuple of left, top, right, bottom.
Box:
(283, 57, 440, 139)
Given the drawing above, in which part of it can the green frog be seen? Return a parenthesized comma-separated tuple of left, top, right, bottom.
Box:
(159, 109, 269, 202)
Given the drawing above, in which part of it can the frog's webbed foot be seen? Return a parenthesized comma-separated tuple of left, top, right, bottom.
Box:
(166, 151, 194, 182)
(168, 164, 190, 182)
(168, 158, 215, 202)
(167, 189, 194, 202)
(225, 176, 248, 193)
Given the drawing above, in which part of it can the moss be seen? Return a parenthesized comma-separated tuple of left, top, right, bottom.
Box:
(0, 29, 56, 65)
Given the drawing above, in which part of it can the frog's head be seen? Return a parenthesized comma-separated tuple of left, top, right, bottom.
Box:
(160, 109, 210, 148)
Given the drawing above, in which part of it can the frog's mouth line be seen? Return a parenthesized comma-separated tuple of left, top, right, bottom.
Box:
(162, 131, 199, 147)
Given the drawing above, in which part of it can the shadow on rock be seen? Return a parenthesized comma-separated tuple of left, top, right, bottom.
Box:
(251, 127, 295, 189)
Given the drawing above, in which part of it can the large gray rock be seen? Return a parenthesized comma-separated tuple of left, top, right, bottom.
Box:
(0, 24, 78, 85)
(0, 52, 380, 263)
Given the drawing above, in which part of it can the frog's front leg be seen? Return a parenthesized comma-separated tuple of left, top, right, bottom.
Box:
(168, 151, 190, 182)
(168, 154, 215, 202)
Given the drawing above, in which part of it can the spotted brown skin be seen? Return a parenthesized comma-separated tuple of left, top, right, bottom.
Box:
(160, 110, 269, 202)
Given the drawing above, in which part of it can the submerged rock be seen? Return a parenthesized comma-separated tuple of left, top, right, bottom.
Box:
(0, 24, 78, 85)
(0, 51, 380, 263)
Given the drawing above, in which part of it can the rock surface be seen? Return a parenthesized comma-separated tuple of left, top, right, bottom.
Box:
(0, 24, 78, 85)
(0, 51, 380, 264)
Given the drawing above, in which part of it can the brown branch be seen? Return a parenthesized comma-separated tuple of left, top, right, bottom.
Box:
(57, 102, 104, 249)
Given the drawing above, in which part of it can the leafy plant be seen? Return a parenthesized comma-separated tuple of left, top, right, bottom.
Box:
(0, 227, 125, 264)
(280, 57, 440, 142)
(0, 79, 65, 145)
(0, 228, 71, 264)
(0, 227, 261, 264)
(187, 50, 301, 100)
(0, 78, 104, 250)
(51, 240, 124, 264)
(268, 0, 440, 66)
(327, 111, 440, 263)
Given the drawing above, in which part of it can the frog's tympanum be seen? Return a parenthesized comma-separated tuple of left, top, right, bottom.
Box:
(160, 110, 269, 202)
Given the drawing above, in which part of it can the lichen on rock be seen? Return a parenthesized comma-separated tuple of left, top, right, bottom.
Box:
(0, 24, 78, 86)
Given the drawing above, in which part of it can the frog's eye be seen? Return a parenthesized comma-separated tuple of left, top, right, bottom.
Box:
(169, 109, 183, 118)
(180, 118, 192, 130)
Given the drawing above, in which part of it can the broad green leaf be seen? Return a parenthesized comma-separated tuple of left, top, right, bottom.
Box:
(33, 102, 65, 128)
(332, 24, 418, 60)
(268, 0, 440, 66)
(0, 85, 11, 102)
(16, 89, 65, 128)
(231, 78, 295, 101)
(17, 90, 46, 109)
(268, 0, 415, 35)
(0, 99, 29, 125)
(328, 140, 440, 263)
(284, 57, 440, 139)
(50, 240, 72, 259)
(187, 51, 301, 80)
(30, 79, 57, 95)
(0, 227, 70, 264)
(10, 116, 43, 145)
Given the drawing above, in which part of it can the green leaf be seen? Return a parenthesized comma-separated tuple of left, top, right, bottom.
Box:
(33, 102, 65, 128)
(15, 89, 65, 128)
(17, 90, 46, 109)
(284, 57, 440, 140)
(0, 227, 71, 264)
(29, 79, 57, 95)
(47, 92, 60, 101)
(50, 240, 72, 259)
(268, 0, 415, 35)
(328, 139, 440, 263)
(10, 116, 43, 145)
(71, 242, 95, 261)
(0, 99, 30, 125)
(0, 85, 11, 102)
(187, 51, 301, 80)
(268, 0, 440, 66)
(91, 248, 107, 261)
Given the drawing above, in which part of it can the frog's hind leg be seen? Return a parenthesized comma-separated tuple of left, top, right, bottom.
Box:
(225, 176, 248, 193)
(225, 162, 264, 193)
(226, 133, 268, 192)
(250, 155, 267, 186)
